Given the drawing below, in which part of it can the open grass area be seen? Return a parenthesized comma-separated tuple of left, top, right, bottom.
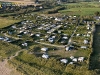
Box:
(0, 17, 20, 28)
(0, 41, 21, 61)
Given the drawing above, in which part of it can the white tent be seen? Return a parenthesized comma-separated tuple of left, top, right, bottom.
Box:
(41, 47, 48, 51)
(60, 59, 68, 64)
(72, 58, 77, 62)
(42, 54, 49, 59)
(78, 57, 84, 62)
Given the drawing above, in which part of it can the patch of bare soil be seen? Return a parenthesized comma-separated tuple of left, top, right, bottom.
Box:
(0, 50, 24, 75)
(0, 59, 21, 75)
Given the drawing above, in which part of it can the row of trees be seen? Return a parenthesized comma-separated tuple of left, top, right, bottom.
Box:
(44, 6, 65, 14)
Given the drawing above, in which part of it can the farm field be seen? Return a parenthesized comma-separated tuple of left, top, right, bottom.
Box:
(59, 2, 100, 16)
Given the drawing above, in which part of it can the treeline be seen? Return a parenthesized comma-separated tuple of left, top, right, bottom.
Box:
(45, 6, 65, 14)
(0, 6, 42, 16)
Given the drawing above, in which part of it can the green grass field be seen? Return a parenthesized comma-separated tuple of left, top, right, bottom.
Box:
(0, 18, 20, 28)
(59, 8, 100, 16)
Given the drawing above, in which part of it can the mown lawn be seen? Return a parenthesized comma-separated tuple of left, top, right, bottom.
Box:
(0, 18, 20, 28)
